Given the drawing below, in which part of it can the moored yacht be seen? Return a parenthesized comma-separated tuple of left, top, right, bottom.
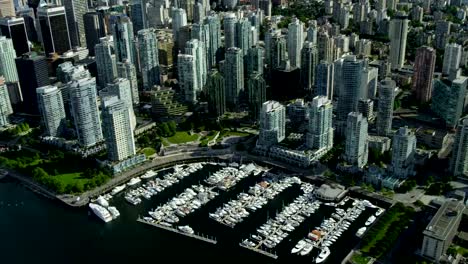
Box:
(315, 247, 331, 263)
(356, 227, 367, 237)
(127, 177, 142, 186)
(365, 215, 376, 226)
(89, 203, 113, 223)
(111, 185, 126, 195)
(108, 206, 120, 219)
(96, 196, 109, 207)
(300, 242, 313, 256)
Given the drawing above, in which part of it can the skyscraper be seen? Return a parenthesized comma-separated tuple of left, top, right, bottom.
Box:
(101, 78, 136, 130)
(111, 15, 135, 64)
(235, 17, 251, 56)
(63, 0, 88, 47)
(315, 60, 334, 100)
(206, 69, 225, 117)
(390, 127, 417, 178)
(0, 17, 30, 55)
(431, 76, 467, 128)
(204, 14, 221, 69)
(95, 37, 117, 88)
(36, 85, 66, 137)
(138, 28, 160, 90)
(117, 60, 139, 105)
(376, 78, 395, 136)
(413, 46, 436, 104)
(451, 117, 468, 178)
(69, 77, 104, 147)
(246, 46, 264, 76)
(287, 17, 304, 68)
(344, 112, 368, 168)
(178, 54, 198, 103)
(0, 0, 14, 17)
(442, 43, 462, 76)
(0, 78, 12, 127)
(300, 41, 318, 92)
(185, 39, 207, 90)
(258, 100, 286, 146)
(223, 12, 237, 49)
(264, 28, 280, 67)
(172, 8, 187, 39)
(435, 21, 451, 50)
(0, 36, 18, 83)
(101, 96, 136, 162)
(15, 53, 49, 114)
(247, 72, 266, 120)
(37, 5, 72, 55)
(306, 96, 333, 152)
(317, 31, 334, 63)
(83, 11, 106, 56)
(336, 55, 364, 123)
(224, 47, 244, 107)
(388, 12, 408, 69)
(270, 34, 287, 70)
(130, 0, 146, 33)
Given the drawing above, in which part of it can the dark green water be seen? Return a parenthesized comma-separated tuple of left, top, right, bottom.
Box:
(0, 164, 376, 264)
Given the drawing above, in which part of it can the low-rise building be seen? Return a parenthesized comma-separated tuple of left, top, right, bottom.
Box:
(368, 135, 391, 154)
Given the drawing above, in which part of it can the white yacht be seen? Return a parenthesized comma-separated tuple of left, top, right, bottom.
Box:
(356, 227, 367, 238)
(365, 215, 376, 226)
(111, 185, 126, 195)
(291, 240, 306, 254)
(89, 203, 113, 223)
(375, 208, 385, 216)
(315, 247, 331, 263)
(178, 225, 194, 234)
(141, 170, 157, 179)
(108, 206, 120, 219)
(96, 196, 109, 207)
(127, 177, 142, 186)
(300, 242, 313, 256)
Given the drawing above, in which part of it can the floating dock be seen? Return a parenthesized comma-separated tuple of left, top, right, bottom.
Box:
(239, 243, 278, 259)
(137, 218, 218, 244)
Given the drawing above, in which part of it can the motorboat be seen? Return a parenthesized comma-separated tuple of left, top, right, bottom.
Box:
(111, 185, 126, 195)
(356, 227, 367, 238)
(89, 203, 112, 223)
(108, 206, 120, 219)
(178, 225, 194, 234)
(300, 242, 313, 256)
(315, 247, 331, 263)
(127, 177, 142, 186)
(375, 208, 385, 216)
(365, 216, 376, 226)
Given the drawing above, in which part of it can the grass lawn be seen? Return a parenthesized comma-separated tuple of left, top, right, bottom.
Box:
(53, 172, 89, 186)
(166, 131, 199, 144)
(351, 253, 371, 264)
(455, 245, 468, 257)
(141, 147, 156, 157)
(361, 212, 401, 252)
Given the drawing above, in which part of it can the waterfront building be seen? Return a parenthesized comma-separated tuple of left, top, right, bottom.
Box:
(0, 17, 30, 55)
(111, 15, 135, 64)
(390, 126, 417, 178)
(451, 117, 468, 179)
(388, 12, 408, 69)
(178, 54, 198, 103)
(315, 60, 334, 100)
(344, 112, 368, 168)
(117, 60, 139, 105)
(138, 28, 160, 90)
(63, 0, 88, 47)
(0, 78, 12, 127)
(287, 17, 304, 69)
(224, 47, 244, 107)
(69, 77, 104, 147)
(431, 76, 467, 128)
(223, 12, 237, 49)
(95, 37, 117, 88)
(258, 100, 286, 146)
(101, 78, 136, 129)
(206, 70, 225, 117)
(36, 85, 66, 137)
(300, 41, 318, 93)
(376, 78, 395, 136)
(413, 46, 436, 104)
(442, 43, 462, 76)
(421, 200, 465, 262)
(247, 72, 266, 120)
(0, 36, 18, 83)
(37, 5, 71, 55)
(306, 96, 333, 154)
(15, 53, 49, 114)
(101, 96, 136, 162)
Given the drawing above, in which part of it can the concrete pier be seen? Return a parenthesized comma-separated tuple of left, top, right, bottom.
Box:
(239, 243, 278, 259)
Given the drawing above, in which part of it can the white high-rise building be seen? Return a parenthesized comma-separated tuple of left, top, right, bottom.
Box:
(69, 77, 104, 147)
(185, 39, 207, 90)
(224, 47, 244, 107)
(172, 8, 187, 39)
(178, 54, 198, 103)
(389, 12, 408, 69)
(101, 96, 136, 162)
(0, 78, 12, 127)
(0, 36, 18, 83)
(337, 55, 364, 122)
(138, 28, 160, 90)
(376, 78, 395, 136)
(306, 96, 333, 153)
(117, 60, 139, 105)
(36, 85, 67, 137)
(100, 78, 137, 130)
(287, 17, 304, 69)
(258, 100, 286, 146)
(451, 117, 468, 179)
(344, 112, 368, 168)
(390, 126, 417, 178)
(442, 43, 462, 76)
(95, 37, 118, 88)
(223, 12, 237, 49)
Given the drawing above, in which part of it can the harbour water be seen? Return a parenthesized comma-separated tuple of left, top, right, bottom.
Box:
(0, 163, 378, 264)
